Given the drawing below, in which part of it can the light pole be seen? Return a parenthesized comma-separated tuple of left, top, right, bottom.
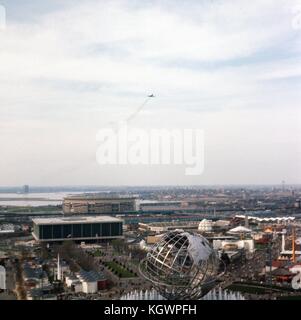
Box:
(265, 240, 273, 285)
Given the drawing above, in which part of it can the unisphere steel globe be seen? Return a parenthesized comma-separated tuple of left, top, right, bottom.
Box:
(139, 230, 223, 300)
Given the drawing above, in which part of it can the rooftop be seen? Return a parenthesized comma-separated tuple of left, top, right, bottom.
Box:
(77, 270, 107, 282)
(23, 263, 47, 280)
(139, 220, 200, 227)
(32, 215, 123, 225)
(64, 193, 138, 200)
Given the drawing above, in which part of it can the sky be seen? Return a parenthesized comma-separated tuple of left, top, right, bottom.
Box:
(0, 0, 300, 186)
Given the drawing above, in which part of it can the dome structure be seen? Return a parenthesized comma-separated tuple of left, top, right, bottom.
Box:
(228, 226, 252, 234)
(139, 230, 224, 300)
(198, 219, 213, 232)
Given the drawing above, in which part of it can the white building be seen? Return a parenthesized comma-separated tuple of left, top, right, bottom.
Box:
(214, 220, 230, 228)
(228, 226, 252, 234)
(65, 270, 107, 294)
(65, 275, 78, 288)
(289, 264, 301, 275)
(213, 239, 255, 253)
(198, 219, 213, 232)
(0, 224, 14, 234)
(82, 280, 98, 294)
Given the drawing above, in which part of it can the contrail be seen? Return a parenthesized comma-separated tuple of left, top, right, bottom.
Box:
(125, 97, 151, 124)
(106, 94, 154, 129)
(101, 94, 154, 133)
(39, 94, 156, 181)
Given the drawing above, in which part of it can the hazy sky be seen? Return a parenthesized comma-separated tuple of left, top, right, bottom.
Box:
(0, 0, 300, 186)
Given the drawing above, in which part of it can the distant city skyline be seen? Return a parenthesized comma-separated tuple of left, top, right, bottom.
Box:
(0, 184, 301, 191)
(0, 0, 300, 185)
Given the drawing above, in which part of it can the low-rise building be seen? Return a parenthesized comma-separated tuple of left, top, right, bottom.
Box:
(23, 263, 49, 288)
(32, 216, 123, 242)
(213, 239, 255, 253)
(63, 194, 139, 214)
(66, 270, 108, 293)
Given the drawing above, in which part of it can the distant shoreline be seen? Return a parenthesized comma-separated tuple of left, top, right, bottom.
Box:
(0, 198, 60, 201)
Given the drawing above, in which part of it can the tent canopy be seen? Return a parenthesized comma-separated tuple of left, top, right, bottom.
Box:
(228, 226, 252, 234)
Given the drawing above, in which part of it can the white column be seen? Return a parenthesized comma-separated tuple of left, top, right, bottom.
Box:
(57, 253, 61, 281)
(282, 234, 285, 252)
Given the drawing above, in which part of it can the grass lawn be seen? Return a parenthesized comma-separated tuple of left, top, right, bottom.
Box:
(93, 250, 104, 257)
(255, 243, 267, 250)
(104, 261, 136, 278)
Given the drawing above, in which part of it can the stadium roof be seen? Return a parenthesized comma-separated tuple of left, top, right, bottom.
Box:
(235, 215, 295, 222)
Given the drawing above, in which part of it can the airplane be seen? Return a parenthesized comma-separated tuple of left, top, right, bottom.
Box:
(148, 94, 155, 98)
